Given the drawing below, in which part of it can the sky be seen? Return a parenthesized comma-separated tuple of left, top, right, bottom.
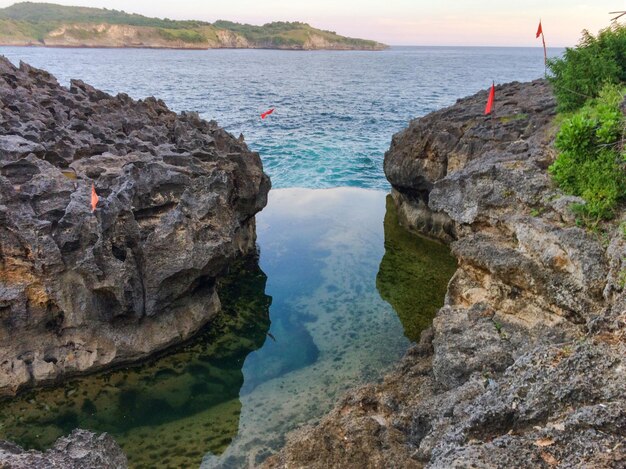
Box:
(0, 0, 624, 46)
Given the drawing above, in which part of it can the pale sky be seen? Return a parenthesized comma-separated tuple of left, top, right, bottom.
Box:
(0, 0, 624, 46)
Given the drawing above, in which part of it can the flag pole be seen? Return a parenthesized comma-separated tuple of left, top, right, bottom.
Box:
(537, 19, 547, 77)
(542, 30, 547, 77)
(491, 81, 495, 138)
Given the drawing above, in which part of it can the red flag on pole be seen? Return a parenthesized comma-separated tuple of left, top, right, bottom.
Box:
(484, 82, 495, 115)
(91, 184, 99, 213)
(260, 108, 275, 119)
(536, 20, 547, 66)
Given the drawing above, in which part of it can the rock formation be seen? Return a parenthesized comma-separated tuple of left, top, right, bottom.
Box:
(0, 430, 127, 468)
(0, 56, 270, 397)
(265, 80, 625, 468)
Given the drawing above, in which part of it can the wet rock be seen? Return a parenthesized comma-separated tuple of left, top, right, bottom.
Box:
(0, 255, 272, 468)
(0, 56, 270, 396)
(0, 429, 128, 468)
(265, 81, 625, 468)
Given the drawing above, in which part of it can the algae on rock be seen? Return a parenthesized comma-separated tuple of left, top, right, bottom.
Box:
(376, 196, 456, 342)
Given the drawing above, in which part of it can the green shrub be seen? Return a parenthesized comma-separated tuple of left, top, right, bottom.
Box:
(549, 85, 625, 224)
(548, 24, 626, 112)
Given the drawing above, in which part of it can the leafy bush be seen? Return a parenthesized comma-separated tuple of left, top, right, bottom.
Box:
(548, 24, 626, 112)
(549, 85, 625, 224)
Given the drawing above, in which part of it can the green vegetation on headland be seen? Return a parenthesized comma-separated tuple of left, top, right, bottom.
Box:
(0, 2, 387, 50)
(548, 24, 625, 226)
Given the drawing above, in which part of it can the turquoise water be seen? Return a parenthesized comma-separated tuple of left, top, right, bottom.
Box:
(0, 188, 458, 468)
(0, 46, 559, 189)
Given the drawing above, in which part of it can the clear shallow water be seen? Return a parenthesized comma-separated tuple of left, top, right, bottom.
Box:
(0, 46, 560, 189)
(0, 188, 456, 468)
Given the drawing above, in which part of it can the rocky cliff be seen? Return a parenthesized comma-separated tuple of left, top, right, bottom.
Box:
(265, 80, 625, 468)
(1, 22, 387, 51)
(0, 56, 270, 397)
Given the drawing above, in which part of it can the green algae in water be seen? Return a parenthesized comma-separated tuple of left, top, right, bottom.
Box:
(204, 188, 416, 467)
(0, 255, 271, 469)
(376, 195, 457, 342)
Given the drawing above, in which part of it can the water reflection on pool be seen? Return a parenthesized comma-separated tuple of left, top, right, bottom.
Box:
(0, 188, 455, 468)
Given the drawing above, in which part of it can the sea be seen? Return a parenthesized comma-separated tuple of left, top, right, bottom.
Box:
(0, 46, 560, 190)
(0, 46, 560, 468)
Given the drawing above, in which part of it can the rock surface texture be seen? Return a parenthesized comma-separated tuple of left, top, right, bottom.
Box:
(0, 429, 128, 468)
(264, 80, 625, 468)
(0, 57, 270, 397)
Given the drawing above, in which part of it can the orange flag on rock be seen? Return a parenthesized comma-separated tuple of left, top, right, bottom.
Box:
(536, 20, 543, 38)
(91, 184, 99, 213)
(484, 82, 495, 115)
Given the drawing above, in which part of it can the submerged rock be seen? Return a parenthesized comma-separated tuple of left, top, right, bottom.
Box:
(265, 81, 625, 468)
(0, 429, 128, 468)
(0, 57, 270, 396)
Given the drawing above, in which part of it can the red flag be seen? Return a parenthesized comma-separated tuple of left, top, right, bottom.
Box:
(261, 108, 274, 119)
(484, 82, 495, 115)
(91, 184, 99, 213)
(536, 20, 547, 65)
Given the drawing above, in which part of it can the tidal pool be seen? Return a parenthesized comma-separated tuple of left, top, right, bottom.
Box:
(0, 188, 456, 468)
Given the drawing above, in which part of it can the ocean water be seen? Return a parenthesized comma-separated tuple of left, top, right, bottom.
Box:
(0, 188, 456, 468)
(0, 46, 559, 189)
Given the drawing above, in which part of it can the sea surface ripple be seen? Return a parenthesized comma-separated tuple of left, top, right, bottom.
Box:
(1, 46, 559, 189)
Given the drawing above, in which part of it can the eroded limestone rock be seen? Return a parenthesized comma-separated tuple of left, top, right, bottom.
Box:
(0, 56, 270, 396)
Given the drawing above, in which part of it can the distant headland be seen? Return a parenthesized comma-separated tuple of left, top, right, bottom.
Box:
(0, 2, 387, 50)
